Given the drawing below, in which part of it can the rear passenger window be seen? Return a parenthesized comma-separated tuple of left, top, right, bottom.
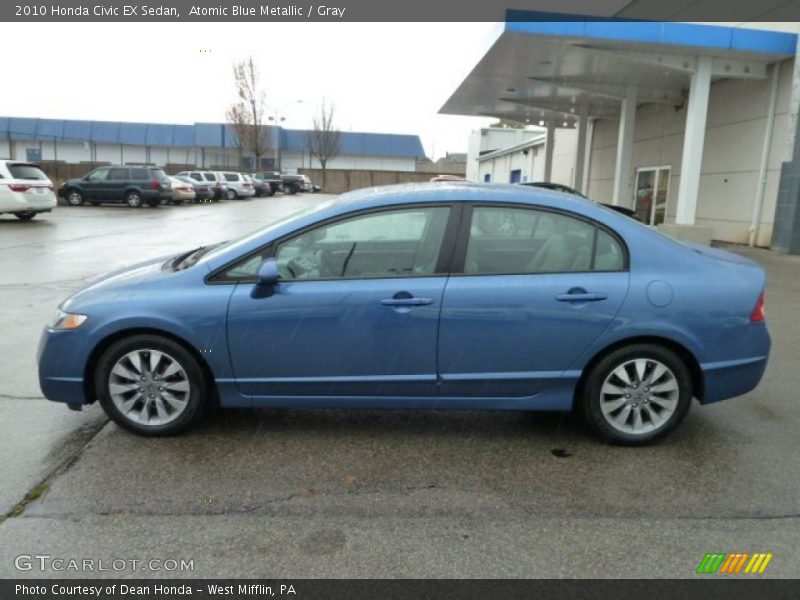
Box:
(109, 168, 129, 181)
(465, 206, 624, 274)
(190, 173, 203, 182)
(130, 168, 149, 180)
(595, 229, 625, 271)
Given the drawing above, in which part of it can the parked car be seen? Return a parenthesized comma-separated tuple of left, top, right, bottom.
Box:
(254, 171, 283, 195)
(174, 175, 215, 203)
(280, 173, 303, 194)
(521, 181, 638, 219)
(175, 171, 226, 201)
(248, 175, 275, 197)
(38, 183, 770, 444)
(221, 172, 255, 200)
(168, 176, 196, 205)
(300, 174, 321, 193)
(0, 160, 57, 221)
(59, 166, 171, 208)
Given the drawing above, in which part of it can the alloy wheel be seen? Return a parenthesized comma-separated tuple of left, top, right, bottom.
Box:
(108, 349, 191, 427)
(598, 358, 679, 435)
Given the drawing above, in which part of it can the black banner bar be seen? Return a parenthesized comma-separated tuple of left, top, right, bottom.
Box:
(2, 579, 800, 600)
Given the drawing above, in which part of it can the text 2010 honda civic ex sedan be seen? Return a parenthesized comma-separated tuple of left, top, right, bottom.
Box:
(38, 183, 770, 444)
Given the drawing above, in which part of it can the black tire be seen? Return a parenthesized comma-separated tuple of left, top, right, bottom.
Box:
(580, 344, 692, 446)
(94, 334, 208, 436)
(125, 191, 143, 208)
(14, 212, 37, 221)
(225, 189, 237, 200)
(66, 189, 84, 206)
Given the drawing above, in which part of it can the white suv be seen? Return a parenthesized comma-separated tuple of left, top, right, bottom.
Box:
(0, 160, 57, 221)
(221, 172, 256, 200)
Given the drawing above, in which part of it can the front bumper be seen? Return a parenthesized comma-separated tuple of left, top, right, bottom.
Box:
(37, 327, 91, 405)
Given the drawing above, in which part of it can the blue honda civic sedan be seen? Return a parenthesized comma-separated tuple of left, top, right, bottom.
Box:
(37, 183, 770, 444)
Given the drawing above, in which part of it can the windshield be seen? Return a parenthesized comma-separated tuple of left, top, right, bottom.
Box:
(199, 199, 340, 263)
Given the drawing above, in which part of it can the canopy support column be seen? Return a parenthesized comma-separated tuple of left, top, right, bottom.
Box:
(612, 85, 637, 206)
(543, 122, 555, 182)
(676, 55, 713, 225)
(573, 104, 589, 193)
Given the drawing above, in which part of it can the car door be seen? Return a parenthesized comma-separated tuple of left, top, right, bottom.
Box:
(82, 167, 111, 201)
(223, 204, 456, 401)
(107, 167, 129, 201)
(437, 204, 629, 402)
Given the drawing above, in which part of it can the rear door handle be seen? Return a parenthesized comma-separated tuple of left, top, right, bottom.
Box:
(381, 297, 434, 307)
(555, 292, 608, 302)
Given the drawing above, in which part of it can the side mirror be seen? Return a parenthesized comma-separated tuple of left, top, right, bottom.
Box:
(256, 257, 280, 287)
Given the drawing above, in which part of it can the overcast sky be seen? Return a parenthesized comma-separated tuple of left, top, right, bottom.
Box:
(0, 22, 503, 159)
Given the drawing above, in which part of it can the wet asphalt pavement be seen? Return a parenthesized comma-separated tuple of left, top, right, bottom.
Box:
(0, 197, 798, 578)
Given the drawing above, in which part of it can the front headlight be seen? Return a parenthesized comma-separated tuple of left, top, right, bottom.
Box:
(51, 310, 88, 330)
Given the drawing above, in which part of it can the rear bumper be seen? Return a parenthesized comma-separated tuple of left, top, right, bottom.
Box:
(0, 193, 57, 213)
(700, 324, 771, 404)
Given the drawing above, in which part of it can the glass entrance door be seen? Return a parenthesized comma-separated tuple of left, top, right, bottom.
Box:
(634, 167, 671, 226)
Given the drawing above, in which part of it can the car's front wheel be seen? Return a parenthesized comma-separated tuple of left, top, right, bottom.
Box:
(95, 335, 207, 436)
(580, 344, 692, 445)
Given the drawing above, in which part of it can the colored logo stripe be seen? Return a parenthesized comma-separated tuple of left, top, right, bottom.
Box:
(697, 552, 773, 574)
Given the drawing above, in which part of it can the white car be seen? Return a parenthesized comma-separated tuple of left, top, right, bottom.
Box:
(0, 160, 57, 221)
(221, 172, 256, 200)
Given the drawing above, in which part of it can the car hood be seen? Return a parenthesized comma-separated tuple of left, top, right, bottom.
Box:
(62, 254, 201, 311)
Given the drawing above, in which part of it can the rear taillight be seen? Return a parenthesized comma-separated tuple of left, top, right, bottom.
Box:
(9, 184, 30, 192)
(215, 181, 221, 187)
(750, 292, 765, 322)
(149, 180, 160, 190)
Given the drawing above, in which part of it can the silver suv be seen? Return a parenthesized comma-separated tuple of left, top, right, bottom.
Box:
(221, 172, 256, 200)
(175, 170, 227, 201)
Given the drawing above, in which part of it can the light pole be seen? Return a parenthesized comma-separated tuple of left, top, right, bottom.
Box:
(268, 99, 303, 172)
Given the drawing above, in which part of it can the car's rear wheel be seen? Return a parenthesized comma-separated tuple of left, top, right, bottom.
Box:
(95, 335, 207, 436)
(125, 191, 142, 208)
(14, 212, 37, 221)
(226, 189, 237, 200)
(67, 190, 83, 206)
(580, 344, 692, 446)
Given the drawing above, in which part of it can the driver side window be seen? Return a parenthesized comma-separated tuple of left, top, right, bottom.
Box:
(275, 206, 451, 281)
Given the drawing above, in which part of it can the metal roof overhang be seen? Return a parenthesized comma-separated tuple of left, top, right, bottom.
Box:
(440, 15, 798, 127)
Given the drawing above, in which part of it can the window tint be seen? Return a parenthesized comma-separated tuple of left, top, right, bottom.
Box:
(465, 206, 622, 274)
(109, 168, 129, 181)
(203, 173, 217, 182)
(8, 164, 48, 180)
(190, 173, 203, 181)
(130, 168, 149, 180)
(87, 168, 110, 182)
(275, 207, 451, 280)
(224, 173, 239, 182)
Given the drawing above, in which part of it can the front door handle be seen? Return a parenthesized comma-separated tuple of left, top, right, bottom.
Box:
(381, 297, 434, 307)
(555, 292, 608, 302)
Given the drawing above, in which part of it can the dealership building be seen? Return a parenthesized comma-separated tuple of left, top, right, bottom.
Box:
(447, 17, 800, 250)
(0, 117, 426, 173)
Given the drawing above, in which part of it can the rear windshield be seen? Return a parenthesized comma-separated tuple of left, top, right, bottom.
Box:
(151, 168, 169, 182)
(8, 163, 48, 180)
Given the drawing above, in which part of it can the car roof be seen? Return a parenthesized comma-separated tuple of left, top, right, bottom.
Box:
(335, 181, 591, 209)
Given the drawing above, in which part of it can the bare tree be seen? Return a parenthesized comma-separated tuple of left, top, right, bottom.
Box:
(225, 102, 249, 165)
(227, 56, 269, 169)
(307, 99, 342, 188)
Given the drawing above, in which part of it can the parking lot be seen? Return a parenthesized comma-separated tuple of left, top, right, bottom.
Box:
(0, 196, 798, 578)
